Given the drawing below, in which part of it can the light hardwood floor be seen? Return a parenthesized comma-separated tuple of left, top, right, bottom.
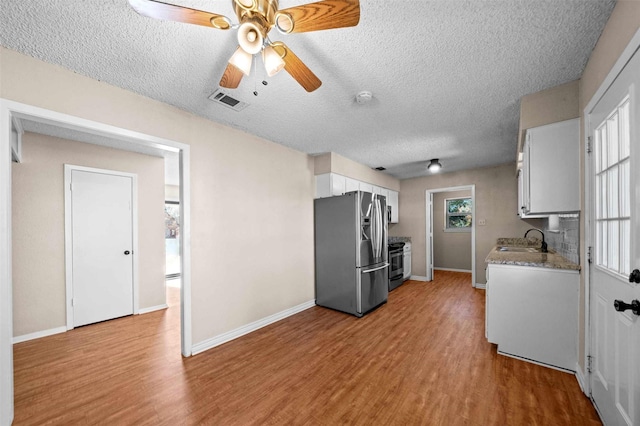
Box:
(13, 271, 601, 425)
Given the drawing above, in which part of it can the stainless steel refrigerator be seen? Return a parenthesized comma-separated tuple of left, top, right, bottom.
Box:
(314, 191, 389, 317)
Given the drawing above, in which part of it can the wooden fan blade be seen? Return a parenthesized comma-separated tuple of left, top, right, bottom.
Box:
(128, 0, 231, 29)
(272, 43, 322, 92)
(219, 64, 244, 89)
(277, 0, 359, 33)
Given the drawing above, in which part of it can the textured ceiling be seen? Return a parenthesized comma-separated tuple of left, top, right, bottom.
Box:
(1, 0, 615, 179)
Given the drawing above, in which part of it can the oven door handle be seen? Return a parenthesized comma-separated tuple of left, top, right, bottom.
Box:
(362, 263, 389, 274)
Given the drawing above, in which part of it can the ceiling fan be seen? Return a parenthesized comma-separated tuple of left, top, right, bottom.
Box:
(128, 0, 360, 92)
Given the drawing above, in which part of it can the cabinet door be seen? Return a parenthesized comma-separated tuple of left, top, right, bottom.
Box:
(359, 182, 374, 193)
(527, 119, 579, 213)
(388, 190, 399, 223)
(345, 177, 359, 193)
(330, 173, 346, 196)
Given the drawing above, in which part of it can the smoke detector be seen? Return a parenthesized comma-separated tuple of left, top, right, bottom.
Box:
(356, 91, 373, 104)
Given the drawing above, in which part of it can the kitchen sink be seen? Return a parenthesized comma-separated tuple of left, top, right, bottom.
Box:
(497, 246, 540, 253)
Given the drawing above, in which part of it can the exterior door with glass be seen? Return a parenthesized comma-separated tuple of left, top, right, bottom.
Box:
(588, 45, 640, 425)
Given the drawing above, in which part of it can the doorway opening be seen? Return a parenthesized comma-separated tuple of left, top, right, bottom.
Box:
(0, 99, 193, 422)
(425, 185, 477, 286)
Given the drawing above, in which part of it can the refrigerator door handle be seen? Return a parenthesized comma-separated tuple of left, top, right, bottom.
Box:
(362, 263, 390, 274)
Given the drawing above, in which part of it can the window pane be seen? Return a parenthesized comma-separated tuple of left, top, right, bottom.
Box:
(600, 172, 608, 219)
(620, 100, 630, 159)
(621, 160, 630, 217)
(447, 198, 471, 214)
(607, 112, 619, 167)
(448, 215, 472, 228)
(599, 124, 608, 172)
(607, 166, 618, 219)
(599, 221, 607, 267)
(621, 219, 630, 275)
(608, 220, 619, 272)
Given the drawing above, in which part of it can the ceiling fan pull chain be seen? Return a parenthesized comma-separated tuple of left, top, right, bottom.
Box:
(253, 54, 259, 96)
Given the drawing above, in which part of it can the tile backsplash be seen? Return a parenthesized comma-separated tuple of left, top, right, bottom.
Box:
(545, 214, 580, 264)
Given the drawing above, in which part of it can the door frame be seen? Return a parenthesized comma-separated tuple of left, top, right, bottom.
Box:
(64, 165, 140, 329)
(0, 99, 193, 424)
(425, 185, 477, 286)
(582, 27, 640, 396)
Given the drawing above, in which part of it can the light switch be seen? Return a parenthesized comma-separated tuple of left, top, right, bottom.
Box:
(478, 219, 486, 226)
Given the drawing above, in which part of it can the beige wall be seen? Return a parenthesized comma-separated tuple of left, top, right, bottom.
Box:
(12, 133, 166, 337)
(165, 184, 179, 202)
(433, 190, 472, 271)
(1, 47, 316, 346)
(391, 163, 543, 283)
(576, 1, 640, 372)
(313, 152, 400, 191)
(517, 80, 579, 153)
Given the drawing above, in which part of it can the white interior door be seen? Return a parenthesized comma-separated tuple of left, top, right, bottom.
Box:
(70, 168, 135, 327)
(589, 46, 640, 425)
(427, 192, 434, 281)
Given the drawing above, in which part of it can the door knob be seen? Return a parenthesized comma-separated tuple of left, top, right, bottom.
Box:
(613, 299, 640, 316)
(124, 250, 131, 255)
(629, 269, 640, 284)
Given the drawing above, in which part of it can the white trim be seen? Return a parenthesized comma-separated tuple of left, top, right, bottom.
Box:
(0, 99, 193, 423)
(497, 350, 575, 374)
(582, 27, 640, 399)
(138, 304, 169, 315)
(575, 363, 589, 396)
(192, 300, 316, 356)
(474, 283, 486, 290)
(425, 185, 476, 286)
(434, 267, 473, 273)
(410, 275, 428, 281)
(64, 165, 140, 329)
(0, 100, 14, 426)
(12, 327, 66, 344)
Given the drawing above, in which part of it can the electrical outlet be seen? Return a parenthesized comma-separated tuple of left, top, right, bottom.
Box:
(478, 219, 486, 226)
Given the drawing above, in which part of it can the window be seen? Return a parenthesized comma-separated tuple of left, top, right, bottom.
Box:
(445, 197, 472, 232)
(595, 97, 630, 276)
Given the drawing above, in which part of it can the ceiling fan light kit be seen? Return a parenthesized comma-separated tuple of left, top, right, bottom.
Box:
(229, 47, 253, 76)
(262, 45, 285, 77)
(128, 0, 360, 93)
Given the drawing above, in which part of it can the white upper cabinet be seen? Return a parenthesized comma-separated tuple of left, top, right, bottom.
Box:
(519, 118, 580, 216)
(315, 173, 400, 223)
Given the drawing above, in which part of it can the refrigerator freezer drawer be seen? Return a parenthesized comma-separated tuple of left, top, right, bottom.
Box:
(357, 263, 389, 315)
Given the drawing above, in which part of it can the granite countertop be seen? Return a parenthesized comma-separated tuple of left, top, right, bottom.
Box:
(485, 238, 580, 271)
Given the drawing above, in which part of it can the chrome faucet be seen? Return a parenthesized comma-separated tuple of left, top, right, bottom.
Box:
(524, 228, 548, 253)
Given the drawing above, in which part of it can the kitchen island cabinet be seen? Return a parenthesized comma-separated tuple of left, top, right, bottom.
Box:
(485, 257, 579, 372)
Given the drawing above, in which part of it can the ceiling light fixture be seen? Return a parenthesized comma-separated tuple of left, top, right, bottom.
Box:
(428, 159, 442, 173)
(356, 91, 372, 104)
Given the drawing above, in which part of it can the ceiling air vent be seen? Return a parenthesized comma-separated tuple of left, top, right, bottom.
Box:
(208, 89, 249, 112)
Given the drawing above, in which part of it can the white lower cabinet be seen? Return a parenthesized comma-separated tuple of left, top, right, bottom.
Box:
(486, 264, 579, 372)
(315, 173, 399, 223)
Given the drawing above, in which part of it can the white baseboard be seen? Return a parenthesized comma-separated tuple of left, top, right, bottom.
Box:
(497, 349, 575, 374)
(138, 304, 168, 314)
(13, 326, 67, 344)
(434, 267, 473, 273)
(410, 275, 428, 281)
(474, 283, 486, 289)
(575, 363, 589, 396)
(191, 299, 316, 356)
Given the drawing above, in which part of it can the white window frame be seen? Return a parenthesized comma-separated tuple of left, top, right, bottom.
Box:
(444, 196, 472, 233)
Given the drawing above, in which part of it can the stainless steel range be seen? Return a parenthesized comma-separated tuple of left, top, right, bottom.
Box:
(388, 242, 405, 291)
